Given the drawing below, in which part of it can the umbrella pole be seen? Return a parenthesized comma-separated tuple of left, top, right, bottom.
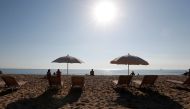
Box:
(128, 64, 129, 75)
(67, 63, 68, 75)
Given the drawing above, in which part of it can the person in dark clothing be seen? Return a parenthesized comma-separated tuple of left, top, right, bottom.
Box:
(56, 69, 62, 85)
(47, 69, 52, 85)
(130, 71, 135, 76)
(90, 69, 94, 76)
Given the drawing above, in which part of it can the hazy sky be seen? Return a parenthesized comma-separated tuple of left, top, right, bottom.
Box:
(0, 0, 190, 70)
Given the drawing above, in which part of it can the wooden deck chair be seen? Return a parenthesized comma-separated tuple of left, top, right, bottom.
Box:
(113, 75, 133, 88)
(133, 75, 158, 88)
(1, 76, 26, 91)
(48, 76, 62, 88)
(71, 76, 85, 89)
(167, 77, 190, 86)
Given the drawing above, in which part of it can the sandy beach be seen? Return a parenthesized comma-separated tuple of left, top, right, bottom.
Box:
(0, 74, 189, 109)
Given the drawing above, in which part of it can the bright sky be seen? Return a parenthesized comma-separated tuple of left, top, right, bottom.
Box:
(0, 0, 190, 70)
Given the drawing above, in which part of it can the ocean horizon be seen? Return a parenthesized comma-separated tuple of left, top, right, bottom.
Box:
(0, 68, 186, 75)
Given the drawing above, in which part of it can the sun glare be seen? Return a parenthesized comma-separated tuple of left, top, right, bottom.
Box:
(93, 1, 117, 24)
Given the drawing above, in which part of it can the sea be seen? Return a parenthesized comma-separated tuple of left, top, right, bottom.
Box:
(0, 69, 187, 75)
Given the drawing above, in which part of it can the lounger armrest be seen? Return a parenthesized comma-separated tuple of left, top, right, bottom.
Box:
(72, 85, 82, 88)
(166, 80, 183, 84)
(18, 81, 27, 86)
(112, 80, 118, 85)
(132, 80, 142, 85)
(71, 83, 85, 89)
(112, 80, 131, 88)
(0, 81, 5, 87)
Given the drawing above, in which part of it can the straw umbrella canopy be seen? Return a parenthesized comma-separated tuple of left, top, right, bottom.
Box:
(52, 55, 84, 75)
(110, 54, 149, 75)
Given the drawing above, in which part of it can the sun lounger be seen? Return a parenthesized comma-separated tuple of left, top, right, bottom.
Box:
(133, 75, 158, 88)
(71, 76, 85, 89)
(48, 76, 63, 88)
(113, 75, 133, 88)
(166, 77, 190, 86)
(1, 76, 27, 91)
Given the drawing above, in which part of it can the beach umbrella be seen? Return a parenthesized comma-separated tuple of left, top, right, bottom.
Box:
(52, 54, 84, 75)
(110, 54, 149, 75)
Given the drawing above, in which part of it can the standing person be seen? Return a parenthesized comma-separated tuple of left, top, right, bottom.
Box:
(47, 69, 51, 78)
(90, 69, 94, 76)
(47, 69, 52, 85)
(56, 69, 62, 85)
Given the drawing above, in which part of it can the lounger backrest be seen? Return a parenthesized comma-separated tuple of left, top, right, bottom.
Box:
(50, 76, 59, 85)
(141, 75, 158, 86)
(1, 76, 19, 87)
(118, 75, 132, 85)
(72, 76, 84, 87)
(183, 77, 190, 85)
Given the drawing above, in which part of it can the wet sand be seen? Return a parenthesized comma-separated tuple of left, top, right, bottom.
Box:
(0, 74, 189, 109)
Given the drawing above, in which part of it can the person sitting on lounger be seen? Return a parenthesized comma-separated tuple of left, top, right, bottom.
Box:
(187, 69, 190, 76)
(183, 69, 190, 76)
(130, 71, 135, 76)
(90, 69, 94, 76)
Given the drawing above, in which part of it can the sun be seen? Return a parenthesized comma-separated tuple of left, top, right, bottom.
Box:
(93, 1, 117, 24)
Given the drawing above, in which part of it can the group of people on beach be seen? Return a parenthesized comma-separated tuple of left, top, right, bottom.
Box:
(47, 69, 62, 77)
(46, 69, 141, 76)
(47, 69, 95, 76)
(46, 68, 190, 77)
(130, 71, 140, 76)
(46, 69, 62, 86)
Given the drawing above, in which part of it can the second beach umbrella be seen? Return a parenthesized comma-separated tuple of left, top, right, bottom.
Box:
(110, 54, 149, 75)
(52, 54, 84, 75)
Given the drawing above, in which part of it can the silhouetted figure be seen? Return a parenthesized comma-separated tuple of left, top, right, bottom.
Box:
(53, 72, 56, 76)
(90, 69, 94, 76)
(0, 70, 2, 74)
(56, 69, 62, 85)
(56, 69, 61, 76)
(47, 69, 51, 85)
(183, 69, 190, 76)
(130, 71, 135, 76)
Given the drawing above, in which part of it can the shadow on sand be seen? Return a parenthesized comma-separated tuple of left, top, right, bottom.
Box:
(6, 88, 82, 109)
(0, 89, 17, 97)
(175, 86, 190, 92)
(114, 88, 183, 109)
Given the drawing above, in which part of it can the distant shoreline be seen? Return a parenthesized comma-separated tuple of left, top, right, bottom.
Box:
(0, 68, 186, 75)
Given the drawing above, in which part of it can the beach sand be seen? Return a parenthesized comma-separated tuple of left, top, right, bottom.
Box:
(0, 74, 189, 109)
